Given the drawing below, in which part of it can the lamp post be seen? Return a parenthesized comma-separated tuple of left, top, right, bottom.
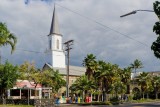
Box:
(64, 40, 74, 98)
(120, 9, 155, 98)
(120, 10, 154, 18)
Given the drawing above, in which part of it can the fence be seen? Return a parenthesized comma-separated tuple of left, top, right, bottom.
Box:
(0, 99, 55, 106)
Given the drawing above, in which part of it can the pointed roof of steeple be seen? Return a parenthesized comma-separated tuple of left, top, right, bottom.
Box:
(49, 5, 61, 35)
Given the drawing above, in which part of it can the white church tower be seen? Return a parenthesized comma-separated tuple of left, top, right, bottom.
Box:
(47, 6, 66, 68)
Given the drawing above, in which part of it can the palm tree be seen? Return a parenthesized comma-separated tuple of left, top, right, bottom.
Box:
(151, 75, 160, 99)
(130, 59, 143, 78)
(130, 59, 143, 96)
(83, 54, 97, 80)
(111, 80, 126, 101)
(0, 22, 17, 53)
(136, 72, 151, 99)
(70, 75, 97, 102)
(94, 61, 120, 101)
(120, 67, 131, 94)
(94, 60, 108, 101)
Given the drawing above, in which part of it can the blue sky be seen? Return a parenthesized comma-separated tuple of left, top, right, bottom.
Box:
(0, 0, 159, 72)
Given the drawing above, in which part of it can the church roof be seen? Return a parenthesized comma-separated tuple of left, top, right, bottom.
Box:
(49, 6, 61, 35)
(54, 65, 86, 76)
(43, 63, 86, 76)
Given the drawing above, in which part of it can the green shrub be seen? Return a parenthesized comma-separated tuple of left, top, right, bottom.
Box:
(105, 101, 112, 105)
(133, 93, 141, 100)
(78, 101, 111, 105)
(110, 96, 119, 102)
(109, 96, 120, 105)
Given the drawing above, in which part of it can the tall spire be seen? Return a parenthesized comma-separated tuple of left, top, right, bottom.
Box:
(50, 5, 61, 35)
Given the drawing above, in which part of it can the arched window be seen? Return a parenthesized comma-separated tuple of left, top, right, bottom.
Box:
(49, 40, 52, 49)
(57, 39, 59, 49)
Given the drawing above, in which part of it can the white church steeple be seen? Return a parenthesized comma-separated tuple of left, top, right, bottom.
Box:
(47, 6, 66, 68)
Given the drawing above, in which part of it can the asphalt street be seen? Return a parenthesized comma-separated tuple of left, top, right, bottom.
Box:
(58, 102, 160, 107)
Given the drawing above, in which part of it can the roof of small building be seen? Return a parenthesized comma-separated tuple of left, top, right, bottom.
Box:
(14, 80, 42, 89)
(148, 71, 160, 73)
(147, 71, 160, 75)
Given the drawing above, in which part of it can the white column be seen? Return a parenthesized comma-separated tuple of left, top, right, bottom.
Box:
(20, 89, 21, 99)
(7, 90, 10, 99)
(29, 89, 31, 99)
(28, 89, 29, 105)
(49, 88, 50, 99)
(39, 89, 42, 99)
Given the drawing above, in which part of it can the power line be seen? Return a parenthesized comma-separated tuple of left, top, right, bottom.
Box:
(15, 48, 44, 54)
(1, 56, 8, 60)
(56, 3, 149, 47)
(15, 48, 47, 64)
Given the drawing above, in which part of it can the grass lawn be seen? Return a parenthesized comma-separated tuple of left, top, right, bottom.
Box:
(0, 105, 33, 107)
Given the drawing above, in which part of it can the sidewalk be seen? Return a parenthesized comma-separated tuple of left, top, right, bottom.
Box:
(55, 103, 79, 107)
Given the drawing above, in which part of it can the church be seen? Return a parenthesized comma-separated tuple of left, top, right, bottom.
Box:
(43, 6, 86, 94)
(7, 6, 86, 100)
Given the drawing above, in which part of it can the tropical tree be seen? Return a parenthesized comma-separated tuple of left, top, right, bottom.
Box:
(0, 61, 19, 99)
(19, 61, 38, 85)
(0, 22, 17, 53)
(83, 54, 97, 80)
(106, 63, 121, 93)
(120, 67, 131, 94)
(94, 60, 108, 101)
(19, 61, 65, 94)
(42, 69, 66, 93)
(151, 75, 160, 99)
(94, 61, 121, 101)
(130, 59, 143, 78)
(136, 72, 151, 99)
(111, 80, 126, 101)
(70, 75, 97, 102)
(18, 61, 44, 97)
(151, 1, 160, 59)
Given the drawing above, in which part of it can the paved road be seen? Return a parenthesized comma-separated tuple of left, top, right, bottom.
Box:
(59, 102, 160, 107)
(118, 102, 160, 107)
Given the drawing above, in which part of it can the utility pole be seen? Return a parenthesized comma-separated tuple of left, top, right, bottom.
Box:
(64, 40, 74, 98)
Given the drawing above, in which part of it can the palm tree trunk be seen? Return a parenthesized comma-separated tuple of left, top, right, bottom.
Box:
(156, 92, 158, 99)
(2, 89, 6, 105)
(134, 68, 136, 78)
(147, 93, 149, 99)
(143, 93, 144, 99)
(83, 91, 85, 102)
(106, 94, 108, 101)
(102, 90, 106, 102)
(98, 93, 100, 101)
(91, 93, 92, 102)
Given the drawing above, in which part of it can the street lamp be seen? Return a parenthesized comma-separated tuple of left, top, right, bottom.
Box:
(120, 9, 155, 97)
(120, 10, 154, 18)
